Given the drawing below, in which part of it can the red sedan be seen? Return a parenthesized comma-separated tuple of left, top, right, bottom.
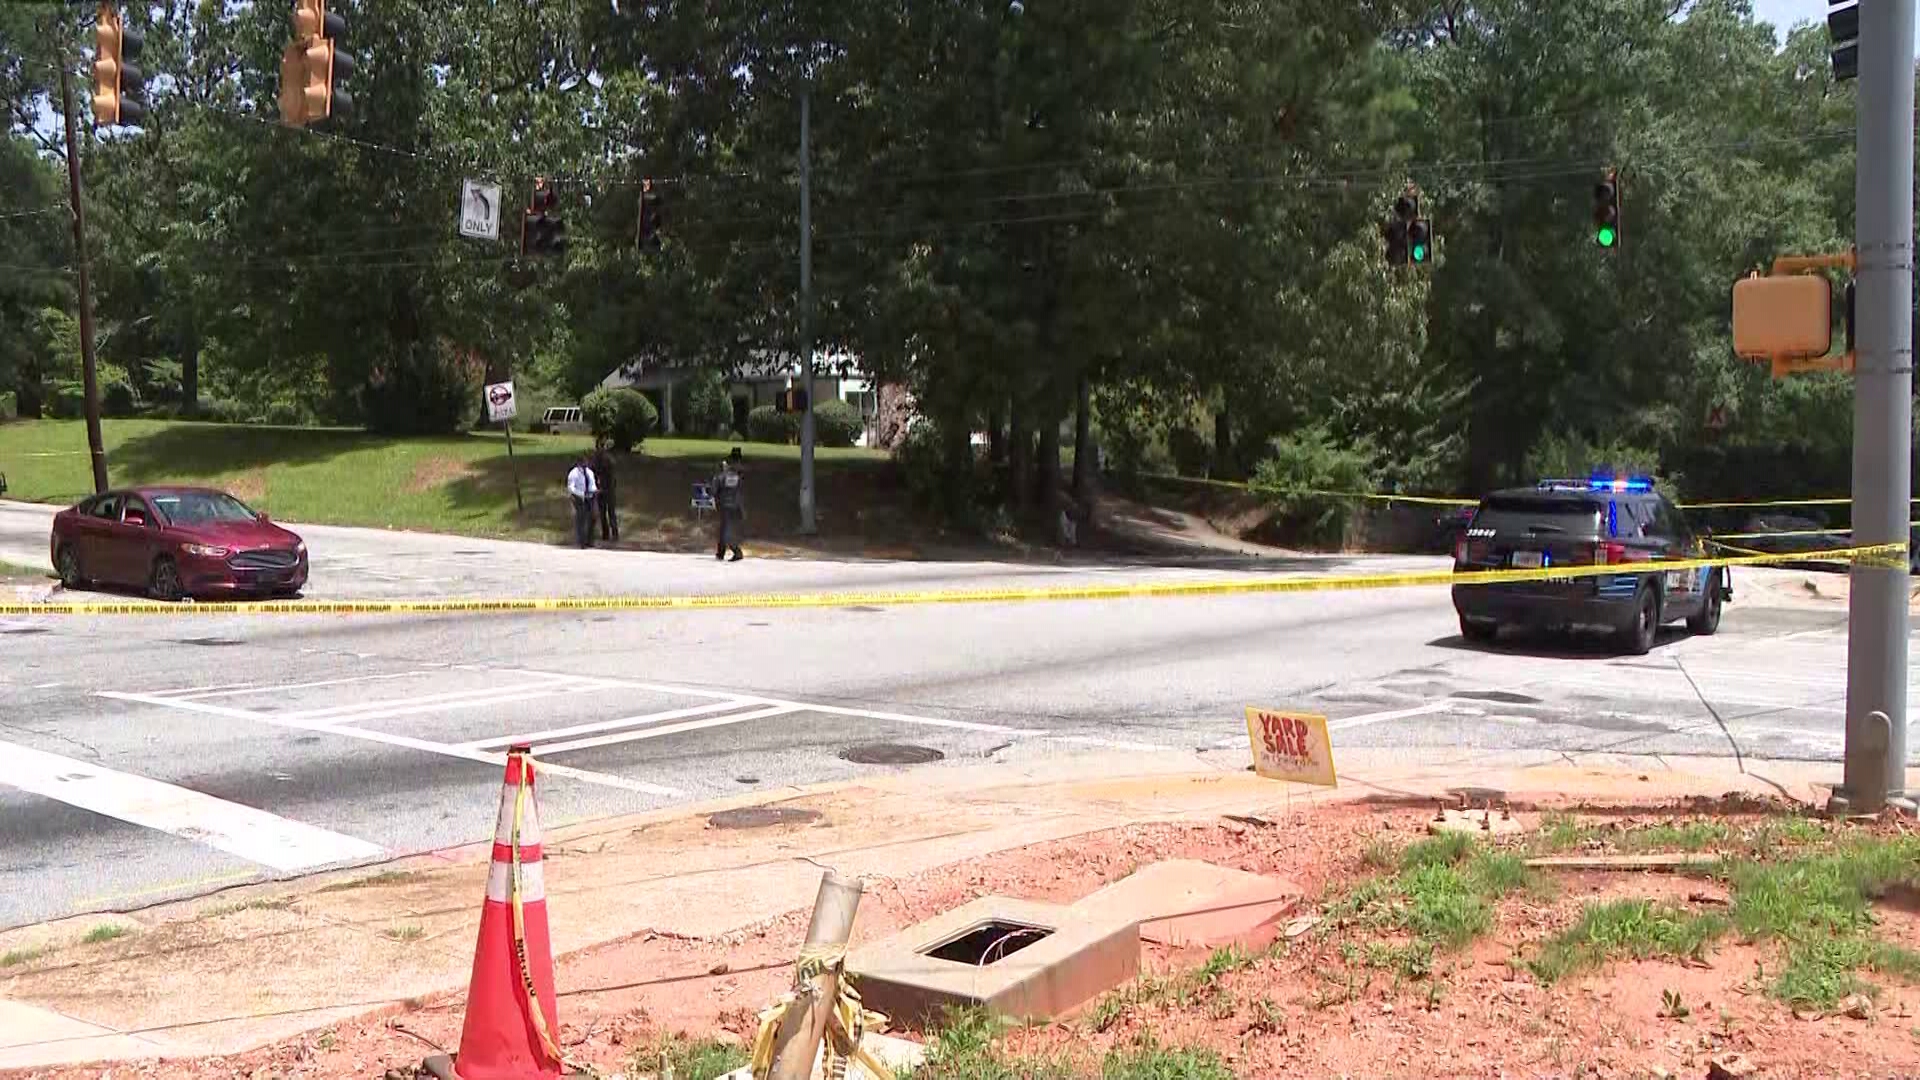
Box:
(51, 486, 309, 601)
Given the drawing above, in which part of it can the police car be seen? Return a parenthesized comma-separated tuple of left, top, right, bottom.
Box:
(1450, 477, 1729, 655)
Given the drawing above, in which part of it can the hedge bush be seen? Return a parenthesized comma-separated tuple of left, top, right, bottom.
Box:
(746, 404, 800, 444)
(583, 387, 659, 452)
(813, 399, 865, 448)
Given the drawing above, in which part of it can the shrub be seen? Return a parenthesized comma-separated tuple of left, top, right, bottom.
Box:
(813, 398, 864, 448)
(102, 380, 138, 418)
(47, 381, 85, 419)
(582, 387, 658, 452)
(1250, 424, 1375, 548)
(678, 369, 735, 438)
(746, 404, 800, 444)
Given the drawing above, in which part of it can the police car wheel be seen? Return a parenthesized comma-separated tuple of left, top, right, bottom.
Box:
(1687, 575, 1723, 636)
(1459, 616, 1498, 645)
(1621, 586, 1659, 656)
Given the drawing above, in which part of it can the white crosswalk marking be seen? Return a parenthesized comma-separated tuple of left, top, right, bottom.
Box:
(0, 739, 384, 872)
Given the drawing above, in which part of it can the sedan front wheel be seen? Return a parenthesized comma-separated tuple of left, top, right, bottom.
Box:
(148, 556, 186, 602)
(55, 544, 85, 589)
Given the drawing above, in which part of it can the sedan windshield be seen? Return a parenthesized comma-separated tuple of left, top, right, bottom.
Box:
(151, 491, 257, 525)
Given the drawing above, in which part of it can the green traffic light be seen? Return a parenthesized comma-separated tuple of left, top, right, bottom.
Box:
(1411, 243, 1428, 263)
(1596, 225, 1617, 248)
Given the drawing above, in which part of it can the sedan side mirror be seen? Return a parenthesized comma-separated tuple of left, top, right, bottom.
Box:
(257, 512, 271, 523)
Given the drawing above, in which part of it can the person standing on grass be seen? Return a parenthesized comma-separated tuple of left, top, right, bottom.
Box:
(590, 439, 619, 543)
(710, 451, 746, 561)
(566, 452, 598, 549)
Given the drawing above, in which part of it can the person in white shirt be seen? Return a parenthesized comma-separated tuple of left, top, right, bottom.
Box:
(565, 453, 598, 549)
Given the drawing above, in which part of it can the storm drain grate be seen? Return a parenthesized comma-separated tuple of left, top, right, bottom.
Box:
(841, 743, 945, 766)
(922, 920, 1054, 966)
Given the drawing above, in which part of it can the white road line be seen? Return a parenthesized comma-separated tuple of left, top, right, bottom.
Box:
(176, 671, 432, 700)
(539, 704, 803, 755)
(1327, 701, 1457, 732)
(0, 738, 384, 872)
(96, 691, 682, 797)
(279, 677, 592, 722)
(465, 698, 761, 750)
(748, 698, 1027, 734)
(300, 683, 621, 727)
(146, 682, 259, 698)
(31, 681, 62, 690)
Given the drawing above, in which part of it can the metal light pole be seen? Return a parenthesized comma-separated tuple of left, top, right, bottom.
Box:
(797, 84, 818, 535)
(1836, 0, 1916, 814)
(58, 61, 110, 495)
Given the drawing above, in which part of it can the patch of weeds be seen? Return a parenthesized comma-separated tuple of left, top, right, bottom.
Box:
(1398, 831, 1473, 872)
(382, 924, 426, 942)
(634, 1035, 749, 1080)
(919, 1009, 1075, 1080)
(1101, 1034, 1233, 1080)
(1729, 836, 1920, 942)
(1192, 944, 1252, 986)
(0, 944, 54, 967)
(318, 869, 423, 893)
(1749, 815, 1826, 850)
(1245, 995, 1286, 1035)
(1533, 812, 1592, 854)
(315, 1031, 336, 1051)
(1659, 988, 1691, 1019)
(82, 923, 130, 944)
(1528, 899, 1729, 983)
(1361, 838, 1400, 870)
(1621, 820, 1731, 853)
(1364, 939, 1436, 982)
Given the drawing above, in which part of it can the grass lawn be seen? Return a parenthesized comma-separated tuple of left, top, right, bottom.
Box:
(0, 419, 894, 548)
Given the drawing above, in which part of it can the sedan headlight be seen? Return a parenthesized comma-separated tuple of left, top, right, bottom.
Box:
(182, 543, 230, 558)
(295, 541, 307, 556)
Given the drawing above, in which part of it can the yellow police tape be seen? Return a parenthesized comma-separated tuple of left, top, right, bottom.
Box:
(0, 542, 1904, 617)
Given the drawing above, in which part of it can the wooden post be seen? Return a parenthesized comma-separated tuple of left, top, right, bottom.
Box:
(767, 870, 864, 1080)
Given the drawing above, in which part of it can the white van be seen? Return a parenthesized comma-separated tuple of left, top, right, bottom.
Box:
(541, 406, 589, 434)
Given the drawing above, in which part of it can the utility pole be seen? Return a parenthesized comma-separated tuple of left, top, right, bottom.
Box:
(58, 61, 110, 495)
(797, 85, 818, 535)
(1836, 0, 1916, 815)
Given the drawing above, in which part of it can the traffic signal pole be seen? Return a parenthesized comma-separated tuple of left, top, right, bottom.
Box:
(57, 60, 110, 495)
(1837, 0, 1915, 814)
(797, 84, 818, 535)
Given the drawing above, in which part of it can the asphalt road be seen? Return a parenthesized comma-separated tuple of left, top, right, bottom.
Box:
(0, 499, 1903, 928)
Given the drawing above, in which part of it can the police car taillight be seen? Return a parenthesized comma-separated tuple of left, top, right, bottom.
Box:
(1593, 540, 1628, 564)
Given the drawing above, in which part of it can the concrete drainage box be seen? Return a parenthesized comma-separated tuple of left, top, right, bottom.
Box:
(847, 896, 1138, 1027)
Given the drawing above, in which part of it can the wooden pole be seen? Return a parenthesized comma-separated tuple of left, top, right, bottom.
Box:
(767, 870, 864, 1080)
(58, 61, 109, 494)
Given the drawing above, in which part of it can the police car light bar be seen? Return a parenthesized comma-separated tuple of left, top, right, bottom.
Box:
(1535, 476, 1655, 493)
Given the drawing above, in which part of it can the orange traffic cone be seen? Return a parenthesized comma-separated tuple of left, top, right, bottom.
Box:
(454, 745, 562, 1080)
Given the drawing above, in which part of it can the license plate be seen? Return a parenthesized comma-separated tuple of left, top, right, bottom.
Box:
(1510, 550, 1544, 569)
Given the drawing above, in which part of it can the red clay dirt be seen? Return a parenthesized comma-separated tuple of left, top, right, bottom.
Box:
(7, 802, 1918, 1080)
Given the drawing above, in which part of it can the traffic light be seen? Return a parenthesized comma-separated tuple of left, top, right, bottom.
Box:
(279, 0, 353, 127)
(1384, 193, 1415, 266)
(1844, 278, 1856, 354)
(91, 4, 146, 128)
(637, 178, 664, 250)
(1829, 0, 1859, 82)
(521, 180, 567, 257)
(1408, 217, 1433, 265)
(1592, 169, 1621, 248)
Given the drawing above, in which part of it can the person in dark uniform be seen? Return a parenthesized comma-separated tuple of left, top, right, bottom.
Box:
(710, 452, 745, 561)
(590, 440, 619, 542)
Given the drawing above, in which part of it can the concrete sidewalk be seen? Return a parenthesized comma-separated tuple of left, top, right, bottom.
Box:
(0, 741, 1889, 1071)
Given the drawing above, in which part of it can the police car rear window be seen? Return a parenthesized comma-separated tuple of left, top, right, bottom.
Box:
(1474, 495, 1601, 537)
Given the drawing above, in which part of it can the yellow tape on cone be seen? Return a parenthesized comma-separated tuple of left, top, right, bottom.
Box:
(509, 755, 566, 1069)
